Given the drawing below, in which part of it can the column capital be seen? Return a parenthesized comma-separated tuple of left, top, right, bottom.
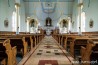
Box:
(78, 3, 83, 7)
(15, 3, 20, 7)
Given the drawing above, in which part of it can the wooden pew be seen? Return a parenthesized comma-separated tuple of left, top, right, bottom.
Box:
(90, 41, 98, 65)
(0, 39, 17, 65)
(63, 34, 83, 51)
(0, 33, 44, 64)
(70, 36, 98, 58)
(0, 39, 7, 65)
(80, 40, 98, 65)
(31, 35, 37, 48)
(80, 40, 95, 65)
(3, 39, 17, 65)
(0, 36, 27, 57)
(0, 33, 43, 53)
(24, 36, 31, 51)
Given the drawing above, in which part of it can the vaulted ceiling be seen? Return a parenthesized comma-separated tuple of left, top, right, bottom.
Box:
(23, 0, 74, 13)
(23, 0, 74, 2)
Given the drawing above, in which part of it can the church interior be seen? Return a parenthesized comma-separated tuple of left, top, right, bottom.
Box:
(0, 0, 98, 65)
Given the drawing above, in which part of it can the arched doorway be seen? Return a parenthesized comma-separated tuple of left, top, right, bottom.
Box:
(45, 17, 52, 26)
(45, 17, 52, 35)
(26, 18, 38, 33)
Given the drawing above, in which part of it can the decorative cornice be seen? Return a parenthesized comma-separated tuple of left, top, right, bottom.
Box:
(78, 3, 83, 7)
(15, 3, 21, 7)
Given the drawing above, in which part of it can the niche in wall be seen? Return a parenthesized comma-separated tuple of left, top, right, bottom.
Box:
(30, 19, 35, 27)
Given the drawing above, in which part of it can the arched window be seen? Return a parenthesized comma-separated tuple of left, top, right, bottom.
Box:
(81, 12, 85, 32)
(12, 11, 16, 32)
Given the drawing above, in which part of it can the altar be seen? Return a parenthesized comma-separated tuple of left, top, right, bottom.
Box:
(46, 29, 51, 35)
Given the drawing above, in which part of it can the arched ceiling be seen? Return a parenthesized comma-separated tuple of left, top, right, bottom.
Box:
(23, 0, 74, 13)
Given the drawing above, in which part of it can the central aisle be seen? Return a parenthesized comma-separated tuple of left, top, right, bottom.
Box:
(18, 36, 77, 65)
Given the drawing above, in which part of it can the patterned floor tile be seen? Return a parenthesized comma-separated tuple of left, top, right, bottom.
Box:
(39, 50, 43, 52)
(37, 53, 42, 55)
(18, 36, 75, 65)
(44, 46, 52, 48)
(55, 53, 60, 55)
(46, 51, 51, 53)
(54, 50, 58, 51)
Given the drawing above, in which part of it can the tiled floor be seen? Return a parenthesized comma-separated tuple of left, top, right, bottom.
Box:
(18, 36, 79, 65)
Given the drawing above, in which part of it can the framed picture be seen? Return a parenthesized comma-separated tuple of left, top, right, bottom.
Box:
(89, 19, 93, 28)
(4, 19, 9, 27)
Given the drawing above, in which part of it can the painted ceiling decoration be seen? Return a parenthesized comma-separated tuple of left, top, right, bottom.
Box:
(23, 0, 74, 2)
(8, 0, 10, 7)
(41, 2, 56, 13)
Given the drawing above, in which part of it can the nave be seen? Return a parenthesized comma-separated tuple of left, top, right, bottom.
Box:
(18, 36, 76, 65)
(0, 32, 98, 65)
(0, 0, 98, 65)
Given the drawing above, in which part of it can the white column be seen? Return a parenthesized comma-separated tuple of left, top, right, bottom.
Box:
(68, 17, 71, 33)
(15, 3, 20, 34)
(27, 20, 29, 32)
(78, 3, 82, 35)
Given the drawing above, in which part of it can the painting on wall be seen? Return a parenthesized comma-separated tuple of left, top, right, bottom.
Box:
(89, 19, 93, 28)
(4, 19, 9, 27)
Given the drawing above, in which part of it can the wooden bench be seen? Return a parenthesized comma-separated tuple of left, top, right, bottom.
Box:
(3, 39, 17, 65)
(80, 40, 98, 65)
(90, 41, 98, 65)
(0, 36, 27, 57)
(0, 39, 7, 65)
(31, 35, 37, 48)
(70, 36, 98, 58)
(0, 39, 17, 65)
(63, 35, 84, 51)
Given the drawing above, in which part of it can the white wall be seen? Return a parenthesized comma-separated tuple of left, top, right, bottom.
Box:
(71, 0, 78, 32)
(72, 0, 98, 32)
(20, 0, 27, 32)
(83, 0, 98, 32)
(0, 0, 26, 32)
(0, 0, 15, 31)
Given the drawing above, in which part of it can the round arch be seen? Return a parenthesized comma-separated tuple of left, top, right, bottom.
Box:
(26, 17, 39, 33)
(58, 16, 72, 34)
